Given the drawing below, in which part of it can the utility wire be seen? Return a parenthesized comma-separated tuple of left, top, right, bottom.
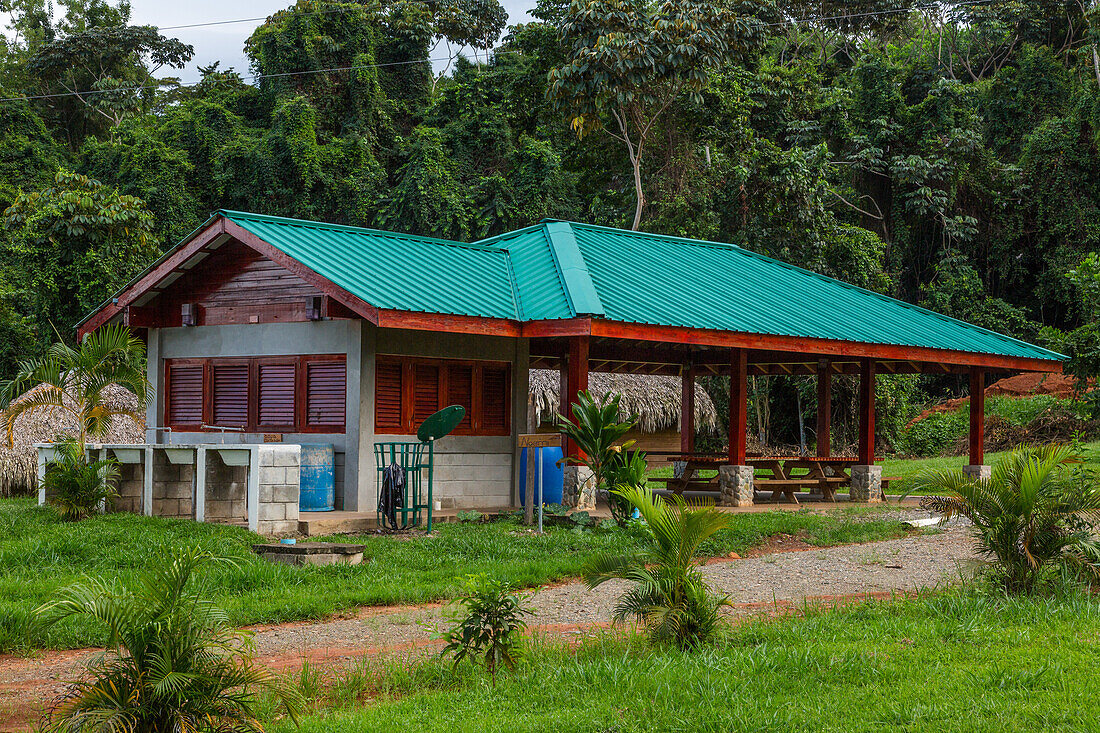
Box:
(0, 0, 999, 104)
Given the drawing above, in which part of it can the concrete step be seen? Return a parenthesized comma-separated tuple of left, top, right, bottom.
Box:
(298, 506, 516, 536)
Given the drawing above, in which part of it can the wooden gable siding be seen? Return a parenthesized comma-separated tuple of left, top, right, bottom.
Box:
(156, 241, 323, 327)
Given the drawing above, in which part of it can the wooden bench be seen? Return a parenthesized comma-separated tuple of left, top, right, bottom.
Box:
(649, 476, 719, 495)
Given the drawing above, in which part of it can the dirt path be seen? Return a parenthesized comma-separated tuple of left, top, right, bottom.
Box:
(0, 524, 978, 731)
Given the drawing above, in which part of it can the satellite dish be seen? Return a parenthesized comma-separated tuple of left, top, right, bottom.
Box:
(417, 405, 466, 442)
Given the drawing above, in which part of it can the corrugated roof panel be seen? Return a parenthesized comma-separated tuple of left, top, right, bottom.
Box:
(223, 211, 519, 319)
(568, 223, 1062, 362)
(479, 225, 575, 320)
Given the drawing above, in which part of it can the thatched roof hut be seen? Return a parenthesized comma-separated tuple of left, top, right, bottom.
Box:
(0, 384, 145, 496)
(528, 369, 719, 433)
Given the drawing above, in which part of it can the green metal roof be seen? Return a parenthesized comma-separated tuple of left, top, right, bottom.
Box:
(117, 211, 1063, 363)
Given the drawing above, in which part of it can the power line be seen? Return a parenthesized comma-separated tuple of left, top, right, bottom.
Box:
(0, 0, 1001, 105)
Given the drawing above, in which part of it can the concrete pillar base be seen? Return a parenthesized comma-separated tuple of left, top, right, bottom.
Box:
(963, 464, 991, 480)
(563, 465, 596, 509)
(719, 465, 754, 506)
(850, 465, 883, 503)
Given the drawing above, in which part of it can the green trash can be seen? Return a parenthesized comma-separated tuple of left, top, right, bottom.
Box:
(375, 405, 465, 532)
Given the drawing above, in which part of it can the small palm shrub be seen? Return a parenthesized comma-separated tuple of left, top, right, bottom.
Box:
(441, 574, 532, 685)
(584, 486, 731, 648)
(38, 547, 302, 732)
(915, 444, 1100, 593)
(556, 390, 638, 521)
(42, 441, 119, 521)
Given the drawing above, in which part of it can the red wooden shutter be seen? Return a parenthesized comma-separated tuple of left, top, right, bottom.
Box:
(446, 364, 473, 432)
(375, 360, 403, 431)
(480, 366, 509, 434)
(413, 364, 440, 426)
(167, 364, 203, 427)
(212, 363, 249, 428)
(257, 363, 296, 427)
(305, 360, 346, 428)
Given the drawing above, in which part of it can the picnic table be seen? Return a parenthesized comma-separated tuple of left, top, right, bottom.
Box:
(748, 456, 859, 503)
(645, 452, 725, 495)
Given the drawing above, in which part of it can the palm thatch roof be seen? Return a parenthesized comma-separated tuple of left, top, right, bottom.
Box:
(528, 369, 719, 433)
(0, 384, 145, 496)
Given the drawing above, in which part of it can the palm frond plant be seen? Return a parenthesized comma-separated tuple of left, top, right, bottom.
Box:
(555, 390, 639, 521)
(583, 485, 731, 648)
(914, 444, 1100, 593)
(0, 324, 149, 518)
(43, 440, 120, 521)
(37, 547, 302, 733)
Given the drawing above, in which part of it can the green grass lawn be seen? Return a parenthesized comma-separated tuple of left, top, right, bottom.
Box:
(269, 589, 1100, 732)
(0, 498, 913, 652)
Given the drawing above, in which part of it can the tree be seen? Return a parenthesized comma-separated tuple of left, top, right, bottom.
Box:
(547, 0, 768, 229)
(38, 548, 302, 731)
(0, 323, 149, 449)
(2, 169, 159, 352)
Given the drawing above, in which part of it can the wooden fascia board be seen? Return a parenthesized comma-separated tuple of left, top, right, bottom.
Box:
(117, 219, 230, 308)
(587, 319, 1062, 373)
(375, 310, 522, 337)
(220, 219, 380, 325)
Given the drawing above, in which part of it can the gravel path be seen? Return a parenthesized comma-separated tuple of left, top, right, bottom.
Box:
(0, 523, 979, 730)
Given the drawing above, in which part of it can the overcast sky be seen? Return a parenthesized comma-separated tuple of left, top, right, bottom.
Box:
(125, 0, 535, 84)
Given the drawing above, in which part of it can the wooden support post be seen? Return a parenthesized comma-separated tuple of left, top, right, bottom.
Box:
(816, 359, 831, 458)
(858, 358, 876, 465)
(729, 348, 748, 465)
(564, 335, 589, 461)
(681, 361, 696, 454)
(969, 367, 985, 466)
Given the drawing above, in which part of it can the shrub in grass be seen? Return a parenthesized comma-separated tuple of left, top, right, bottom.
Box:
(42, 441, 120, 521)
(915, 444, 1100, 593)
(583, 486, 731, 648)
(37, 547, 302, 732)
(441, 574, 532, 686)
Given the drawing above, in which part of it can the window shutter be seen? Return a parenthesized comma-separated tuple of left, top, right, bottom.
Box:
(167, 364, 203, 426)
(413, 364, 440, 426)
(446, 364, 473, 432)
(257, 363, 296, 427)
(480, 366, 509, 434)
(305, 360, 346, 428)
(375, 361, 403, 431)
(212, 364, 249, 428)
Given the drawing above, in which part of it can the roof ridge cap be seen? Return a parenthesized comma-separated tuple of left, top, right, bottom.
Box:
(544, 221, 604, 318)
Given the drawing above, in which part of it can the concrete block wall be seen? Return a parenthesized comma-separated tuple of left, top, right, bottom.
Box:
(430, 443, 514, 508)
(257, 445, 301, 535)
(152, 451, 195, 518)
(113, 463, 143, 515)
(204, 453, 247, 524)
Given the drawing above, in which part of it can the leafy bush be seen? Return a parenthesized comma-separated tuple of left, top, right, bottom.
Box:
(455, 509, 483, 523)
(37, 547, 302, 732)
(583, 486, 731, 648)
(556, 390, 638, 522)
(42, 441, 119, 521)
(915, 444, 1100, 593)
(441, 574, 532, 685)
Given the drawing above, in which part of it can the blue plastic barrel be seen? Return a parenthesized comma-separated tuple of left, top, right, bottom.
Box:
(299, 444, 335, 511)
(519, 446, 565, 506)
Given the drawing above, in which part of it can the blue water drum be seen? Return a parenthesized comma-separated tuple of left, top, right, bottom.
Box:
(299, 444, 336, 512)
(519, 446, 565, 506)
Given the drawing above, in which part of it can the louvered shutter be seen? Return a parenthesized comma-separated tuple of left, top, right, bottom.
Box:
(257, 363, 296, 427)
(167, 364, 203, 426)
(374, 361, 403, 431)
(211, 364, 249, 428)
(413, 364, 440, 426)
(305, 360, 346, 428)
(480, 366, 509, 434)
(446, 364, 473, 432)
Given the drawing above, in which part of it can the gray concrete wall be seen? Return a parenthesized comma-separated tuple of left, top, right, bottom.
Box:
(146, 320, 361, 509)
(362, 327, 529, 510)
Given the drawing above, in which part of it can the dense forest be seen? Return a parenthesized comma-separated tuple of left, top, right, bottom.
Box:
(0, 0, 1098, 452)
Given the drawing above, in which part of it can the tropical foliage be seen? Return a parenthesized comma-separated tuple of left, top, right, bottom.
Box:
(555, 390, 638, 520)
(583, 485, 731, 647)
(37, 547, 302, 732)
(41, 440, 120, 521)
(1, 0, 1100, 450)
(441, 574, 532, 685)
(915, 444, 1100, 593)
